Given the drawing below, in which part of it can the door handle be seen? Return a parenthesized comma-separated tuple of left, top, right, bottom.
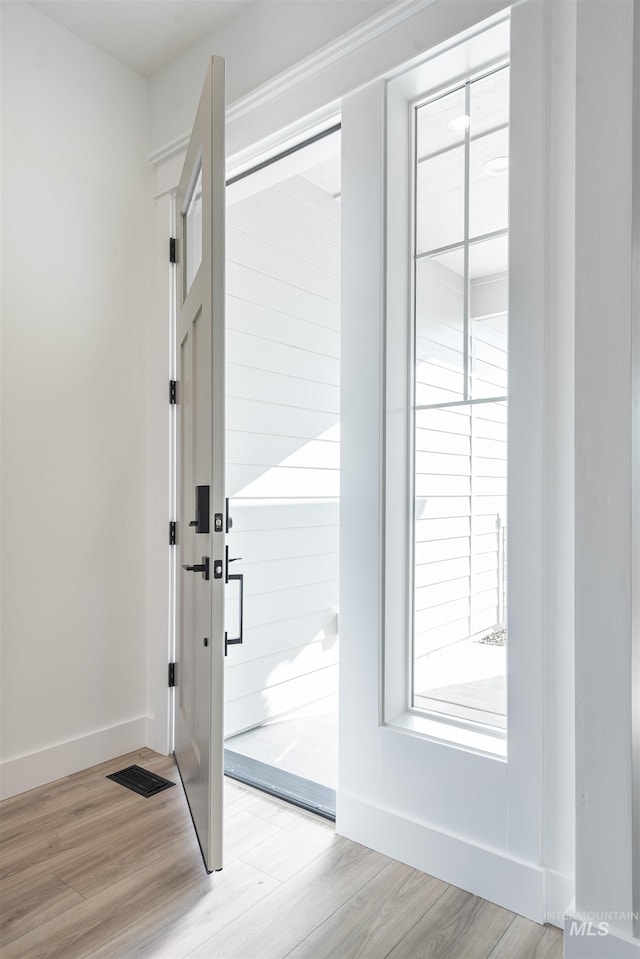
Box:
(182, 557, 210, 581)
(225, 572, 244, 655)
(225, 546, 244, 654)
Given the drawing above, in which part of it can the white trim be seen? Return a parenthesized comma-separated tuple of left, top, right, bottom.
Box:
(503, 0, 548, 866)
(387, 710, 507, 759)
(144, 190, 175, 759)
(545, 871, 576, 930)
(544, 0, 577, 924)
(150, 102, 342, 182)
(340, 802, 575, 929)
(148, 0, 511, 169)
(153, 108, 343, 198)
(149, 130, 193, 167)
(0, 718, 148, 800)
(337, 791, 545, 923)
(383, 14, 511, 745)
(631, 0, 640, 935)
(148, 0, 436, 167)
(574, 0, 637, 939)
(226, 0, 435, 125)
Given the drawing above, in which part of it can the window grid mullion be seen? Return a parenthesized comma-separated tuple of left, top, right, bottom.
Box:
(410, 104, 419, 710)
(415, 227, 508, 264)
(416, 119, 509, 166)
(463, 80, 471, 404)
(463, 80, 474, 639)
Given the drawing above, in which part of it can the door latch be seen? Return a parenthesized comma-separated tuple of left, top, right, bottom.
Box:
(215, 498, 233, 534)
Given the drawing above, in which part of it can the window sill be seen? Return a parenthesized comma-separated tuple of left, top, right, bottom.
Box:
(384, 708, 507, 760)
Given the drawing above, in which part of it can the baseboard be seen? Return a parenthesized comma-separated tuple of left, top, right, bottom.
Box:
(145, 712, 171, 757)
(564, 912, 640, 958)
(0, 717, 147, 800)
(337, 792, 546, 923)
(546, 870, 576, 929)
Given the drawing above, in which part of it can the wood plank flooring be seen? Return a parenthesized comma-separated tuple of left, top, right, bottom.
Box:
(0, 749, 563, 959)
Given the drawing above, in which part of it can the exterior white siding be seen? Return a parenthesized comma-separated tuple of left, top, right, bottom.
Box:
(413, 256, 507, 692)
(224, 173, 340, 737)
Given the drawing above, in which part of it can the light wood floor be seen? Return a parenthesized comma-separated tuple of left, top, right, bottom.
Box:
(0, 749, 563, 959)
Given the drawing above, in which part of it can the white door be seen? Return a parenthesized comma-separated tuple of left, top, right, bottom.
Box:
(174, 56, 226, 873)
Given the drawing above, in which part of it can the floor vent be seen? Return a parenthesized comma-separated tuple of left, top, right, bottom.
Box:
(106, 765, 176, 798)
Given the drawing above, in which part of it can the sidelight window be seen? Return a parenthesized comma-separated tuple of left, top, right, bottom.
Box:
(411, 66, 509, 729)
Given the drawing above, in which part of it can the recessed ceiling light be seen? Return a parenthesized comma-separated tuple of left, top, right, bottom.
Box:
(483, 156, 509, 176)
(448, 114, 470, 132)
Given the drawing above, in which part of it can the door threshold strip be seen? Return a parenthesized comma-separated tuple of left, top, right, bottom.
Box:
(224, 750, 335, 821)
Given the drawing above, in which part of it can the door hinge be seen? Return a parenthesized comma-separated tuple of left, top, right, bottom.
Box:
(169, 380, 177, 405)
(168, 662, 176, 687)
(169, 237, 177, 263)
(169, 521, 176, 546)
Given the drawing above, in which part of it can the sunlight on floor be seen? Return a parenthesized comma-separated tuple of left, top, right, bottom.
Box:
(225, 694, 338, 790)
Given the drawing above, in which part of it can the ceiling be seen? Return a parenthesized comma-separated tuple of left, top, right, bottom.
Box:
(27, 1, 254, 77)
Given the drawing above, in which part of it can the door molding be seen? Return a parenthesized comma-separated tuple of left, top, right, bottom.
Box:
(148, 0, 509, 171)
(148, 0, 436, 167)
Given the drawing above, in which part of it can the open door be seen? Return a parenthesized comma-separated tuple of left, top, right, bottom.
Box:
(174, 56, 226, 873)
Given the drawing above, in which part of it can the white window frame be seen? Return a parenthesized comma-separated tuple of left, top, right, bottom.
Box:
(409, 63, 510, 732)
(383, 10, 545, 762)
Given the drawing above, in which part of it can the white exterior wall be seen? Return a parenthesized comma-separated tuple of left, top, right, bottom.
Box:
(0, 2, 151, 797)
(224, 174, 340, 736)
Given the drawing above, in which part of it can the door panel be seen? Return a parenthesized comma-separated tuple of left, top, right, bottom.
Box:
(174, 56, 226, 873)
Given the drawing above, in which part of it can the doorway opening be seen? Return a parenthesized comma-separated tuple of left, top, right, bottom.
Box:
(223, 126, 341, 819)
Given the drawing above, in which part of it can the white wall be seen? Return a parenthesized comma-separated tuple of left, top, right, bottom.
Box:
(572, 0, 640, 952)
(0, 2, 151, 798)
(147, 0, 393, 156)
(544, 0, 576, 924)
